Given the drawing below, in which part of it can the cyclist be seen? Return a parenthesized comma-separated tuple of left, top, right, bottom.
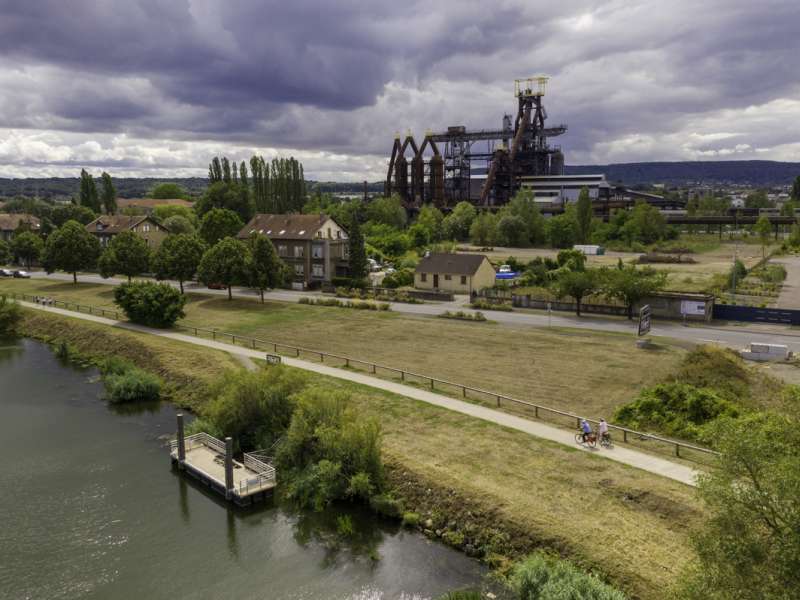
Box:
(598, 418, 609, 444)
(580, 419, 592, 443)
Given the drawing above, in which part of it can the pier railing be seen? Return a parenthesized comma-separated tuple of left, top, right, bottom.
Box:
(240, 451, 277, 495)
(14, 292, 720, 461)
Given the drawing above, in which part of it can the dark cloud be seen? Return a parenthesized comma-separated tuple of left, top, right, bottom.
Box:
(0, 0, 798, 177)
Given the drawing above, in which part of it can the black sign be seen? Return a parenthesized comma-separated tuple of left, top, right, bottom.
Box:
(266, 354, 282, 365)
(638, 305, 652, 336)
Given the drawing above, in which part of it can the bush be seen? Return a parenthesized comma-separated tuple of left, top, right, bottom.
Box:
(368, 493, 403, 518)
(510, 552, 626, 600)
(105, 368, 161, 403)
(278, 388, 385, 511)
(614, 382, 740, 442)
(437, 592, 482, 600)
(113, 281, 186, 328)
(347, 472, 375, 501)
(470, 299, 513, 311)
(0, 295, 22, 337)
(401, 512, 420, 528)
(382, 268, 414, 289)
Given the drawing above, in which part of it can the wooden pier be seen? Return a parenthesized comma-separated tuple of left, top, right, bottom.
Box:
(170, 415, 276, 507)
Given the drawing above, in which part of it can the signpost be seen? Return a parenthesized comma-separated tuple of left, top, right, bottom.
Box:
(638, 304, 651, 337)
(266, 354, 282, 365)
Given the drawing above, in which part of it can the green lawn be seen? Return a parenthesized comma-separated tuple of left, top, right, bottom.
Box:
(2, 277, 687, 420)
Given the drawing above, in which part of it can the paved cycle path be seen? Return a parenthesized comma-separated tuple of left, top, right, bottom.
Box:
(21, 301, 701, 486)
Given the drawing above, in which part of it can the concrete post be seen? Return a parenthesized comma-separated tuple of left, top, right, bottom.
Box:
(225, 437, 234, 500)
(177, 413, 186, 467)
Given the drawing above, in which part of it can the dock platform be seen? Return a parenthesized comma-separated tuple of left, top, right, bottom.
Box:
(170, 425, 276, 507)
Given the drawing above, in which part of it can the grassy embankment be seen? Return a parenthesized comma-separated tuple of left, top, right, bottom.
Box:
(4, 277, 686, 421)
(17, 308, 702, 600)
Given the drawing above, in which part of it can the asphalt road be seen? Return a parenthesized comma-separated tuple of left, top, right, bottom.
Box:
(26, 271, 800, 353)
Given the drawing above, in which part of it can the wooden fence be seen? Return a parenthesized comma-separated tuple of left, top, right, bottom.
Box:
(10, 291, 719, 461)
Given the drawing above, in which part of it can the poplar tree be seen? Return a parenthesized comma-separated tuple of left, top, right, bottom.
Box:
(576, 186, 593, 244)
(100, 172, 117, 214)
(79, 169, 101, 213)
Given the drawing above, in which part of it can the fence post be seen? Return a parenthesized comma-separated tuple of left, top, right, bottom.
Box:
(232, 335, 236, 345)
(320, 353, 324, 362)
(430, 379, 434, 390)
(576, 417, 580, 429)
(675, 444, 681, 458)
(252, 339, 256, 349)
(345, 358, 350, 368)
(534, 406, 539, 419)
(497, 395, 501, 407)
(212, 330, 216, 341)
(372, 364, 376, 374)
(274, 343, 277, 352)
(296, 348, 300, 358)
(623, 430, 628, 443)
(400, 371, 404, 381)
(194, 327, 197, 336)
(462, 386, 466, 398)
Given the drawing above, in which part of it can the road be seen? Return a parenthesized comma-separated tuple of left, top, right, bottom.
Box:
(21, 300, 701, 486)
(773, 255, 800, 309)
(27, 271, 800, 353)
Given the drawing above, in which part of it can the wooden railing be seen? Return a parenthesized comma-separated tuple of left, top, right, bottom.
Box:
(12, 291, 720, 460)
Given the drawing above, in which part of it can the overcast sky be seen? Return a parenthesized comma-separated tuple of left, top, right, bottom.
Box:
(0, 0, 799, 181)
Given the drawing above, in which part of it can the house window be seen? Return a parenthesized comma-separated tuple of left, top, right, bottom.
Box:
(294, 245, 304, 258)
(420, 273, 427, 282)
(336, 230, 342, 239)
(444, 274, 451, 281)
(312, 244, 324, 259)
(312, 264, 324, 278)
(278, 245, 288, 256)
(143, 223, 151, 232)
(327, 227, 332, 238)
(316, 231, 322, 238)
(294, 264, 304, 276)
(461, 276, 467, 284)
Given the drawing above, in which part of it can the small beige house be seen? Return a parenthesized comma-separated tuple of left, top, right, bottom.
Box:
(414, 253, 496, 295)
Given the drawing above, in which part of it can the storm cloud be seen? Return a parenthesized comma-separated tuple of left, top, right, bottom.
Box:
(0, 0, 798, 179)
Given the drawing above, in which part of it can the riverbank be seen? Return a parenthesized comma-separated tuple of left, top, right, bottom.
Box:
(18, 309, 703, 599)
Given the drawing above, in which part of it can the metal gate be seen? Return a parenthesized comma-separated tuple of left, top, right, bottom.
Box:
(713, 304, 800, 326)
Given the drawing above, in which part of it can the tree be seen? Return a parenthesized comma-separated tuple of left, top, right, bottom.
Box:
(546, 212, 578, 248)
(679, 412, 800, 600)
(97, 231, 151, 282)
(41, 220, 101, 283)
(575, 186, 593, 244)
(0, 240, 10, 265)
(442, 201, 477, 241)
(10, 231, 43, 268)
(621, 202, 668, 245)
(197, 237, 250, 300)
(603, 265, 667, 319)
(114, 281, 186, 328)
(744, 189, 772, 209)
(150, 182, 188, 199)
(152, 204, 197, 226)
(504, 189, 546, 245)
(51, 204, 96, 227)
(497, 214, 529, 247)
(469, 212, 498, 246)
(161, 215, 195, 235)
(195, 180, 254, 222)
(246, 233, 285, 302)
(554, 269, 598, 316)
(364, 195, 407, 229)
(414, 205, 444, 242)
(0, 295, 23, 337)
(100, 172, 117, 214)
(152, 233, 207, 293)
(792, 175, 800, 202)
(79, 169, 100, 213)
(348, 213, 368, 282)
(755, 214, 772, 258)
(199, 208, 244, 246)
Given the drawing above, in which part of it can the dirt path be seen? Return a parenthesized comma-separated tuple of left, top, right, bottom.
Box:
(20, 301, 702, 486)
(773, 256, 800, 309)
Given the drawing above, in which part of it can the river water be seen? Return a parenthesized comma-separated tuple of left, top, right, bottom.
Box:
(0, 339, 483, 600)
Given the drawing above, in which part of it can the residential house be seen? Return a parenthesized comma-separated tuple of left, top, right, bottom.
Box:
(85, 214, 169, 248)
(116, 198, 193, 214)
(414, 253, 496, 295)
(238, 214, 349, 289)
(0, 213, 41, 242)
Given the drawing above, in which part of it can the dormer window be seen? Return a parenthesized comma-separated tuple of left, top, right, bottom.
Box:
(96, 223, 104, 231)
(298, 230, 305, 236)
(279, 229, 286, 235)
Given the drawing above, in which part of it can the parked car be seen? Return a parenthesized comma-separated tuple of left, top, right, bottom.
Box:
(13, 270, 31, 278)
(384, 267, 396, 275)
(0, 269, 13, 277)
(498, 264, 512, 274)
(207, 282, 226, 290)
(367, 258, 381, 272)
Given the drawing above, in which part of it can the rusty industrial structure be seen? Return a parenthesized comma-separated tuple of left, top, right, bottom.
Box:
(386, 77, 570, 209)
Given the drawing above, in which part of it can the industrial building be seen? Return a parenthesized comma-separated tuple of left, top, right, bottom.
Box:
(385, 77, 614, 209)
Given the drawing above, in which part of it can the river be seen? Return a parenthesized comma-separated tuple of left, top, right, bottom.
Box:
(0, 339, 483, 600)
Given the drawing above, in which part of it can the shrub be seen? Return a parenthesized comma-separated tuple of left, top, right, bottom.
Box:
(113, 281, 186, 328)
(0, 295, 23, 337)
(347, 472, 375, 501)
(510, 552, 626, 600)
(278, 388, 384, 511)
(382, 268, 414, 289)
(368, 493, 403, 518)
(442, 530, 465, 548)
(437, 591, 482, 600)
(401, 512, 420, 528)
(105, 368, 161, 403)
(614, 382, 740, 442)
(298, 296, 311, 304)
(470, 299, 513, 311)
(336, 514, 355, 537)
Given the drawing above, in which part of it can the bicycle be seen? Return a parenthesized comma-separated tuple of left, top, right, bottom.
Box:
(575, 431, 597, 448)
(599, 432, 613, 449)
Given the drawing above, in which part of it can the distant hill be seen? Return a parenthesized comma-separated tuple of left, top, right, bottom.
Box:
(565, 161, 800, 187)
(0, 177, 209, 200)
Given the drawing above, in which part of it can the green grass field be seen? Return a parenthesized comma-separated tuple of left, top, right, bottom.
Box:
(3, 277, 687, 420)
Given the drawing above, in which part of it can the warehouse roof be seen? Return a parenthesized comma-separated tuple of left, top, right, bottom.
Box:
(415, 253, 490, 276)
